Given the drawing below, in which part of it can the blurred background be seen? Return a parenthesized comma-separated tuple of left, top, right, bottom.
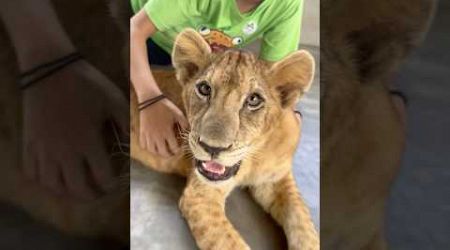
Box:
(387, 1, 450, 248)
(0, 0, 128, 249)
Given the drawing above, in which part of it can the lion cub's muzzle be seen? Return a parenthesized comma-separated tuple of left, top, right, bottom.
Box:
(190, 137, 243, 182)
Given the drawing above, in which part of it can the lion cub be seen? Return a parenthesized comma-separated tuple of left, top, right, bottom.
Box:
(131, 29, 319, 250)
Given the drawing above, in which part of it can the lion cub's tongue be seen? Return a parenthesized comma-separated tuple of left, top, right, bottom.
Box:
(202, 161, 226, 175)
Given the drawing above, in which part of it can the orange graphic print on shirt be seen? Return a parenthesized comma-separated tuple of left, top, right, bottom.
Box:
(198, 26, 243, 52)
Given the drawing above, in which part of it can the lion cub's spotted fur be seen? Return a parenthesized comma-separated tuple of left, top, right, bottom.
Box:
(131, 29, 319, 249)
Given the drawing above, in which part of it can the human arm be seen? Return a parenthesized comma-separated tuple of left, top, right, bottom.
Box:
(130, 9, 188, 157)
(0, 0, 128, 199)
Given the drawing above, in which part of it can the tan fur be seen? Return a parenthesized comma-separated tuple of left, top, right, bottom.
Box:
(131, 29, 319, 249)
(321, 0, 435, 249)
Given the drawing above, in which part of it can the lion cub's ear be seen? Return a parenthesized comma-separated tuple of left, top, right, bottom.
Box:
(172, 29, 212, 83)
(269, 50, 315, 108)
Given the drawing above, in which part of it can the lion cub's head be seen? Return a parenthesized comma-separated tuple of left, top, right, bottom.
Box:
(172, 29, 314, 183)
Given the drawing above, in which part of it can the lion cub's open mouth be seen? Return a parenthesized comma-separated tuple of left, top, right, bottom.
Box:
(195, 159, 241, 181)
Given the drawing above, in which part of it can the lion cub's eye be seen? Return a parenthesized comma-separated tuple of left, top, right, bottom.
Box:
(195, 81, 212, 98)
(246, 93, 264, 110)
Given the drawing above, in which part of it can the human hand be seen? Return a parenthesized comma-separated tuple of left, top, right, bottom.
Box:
(138, 98, 188, 158)
(22, 60, 128, 200)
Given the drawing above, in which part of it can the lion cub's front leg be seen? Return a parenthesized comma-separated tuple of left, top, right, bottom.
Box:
(250, 172, 319, 250)
(179, 175, 250, 250)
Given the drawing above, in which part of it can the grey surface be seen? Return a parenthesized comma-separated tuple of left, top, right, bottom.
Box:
(300, 0, 320, 47)
(386, 2, 450, 249)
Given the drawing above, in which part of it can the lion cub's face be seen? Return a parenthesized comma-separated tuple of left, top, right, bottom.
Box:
(172, 29, 314, 183)
(184, 51, 273, 182)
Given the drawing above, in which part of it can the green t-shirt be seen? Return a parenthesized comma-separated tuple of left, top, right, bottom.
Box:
(131, 0, 303, 61)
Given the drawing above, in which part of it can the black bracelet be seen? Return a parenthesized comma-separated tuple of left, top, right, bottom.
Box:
(138, 94, 166, 111)
(19, 52, 83, 90)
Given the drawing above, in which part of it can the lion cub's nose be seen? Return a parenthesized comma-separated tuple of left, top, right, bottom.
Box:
(198, 139, 231, 157)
